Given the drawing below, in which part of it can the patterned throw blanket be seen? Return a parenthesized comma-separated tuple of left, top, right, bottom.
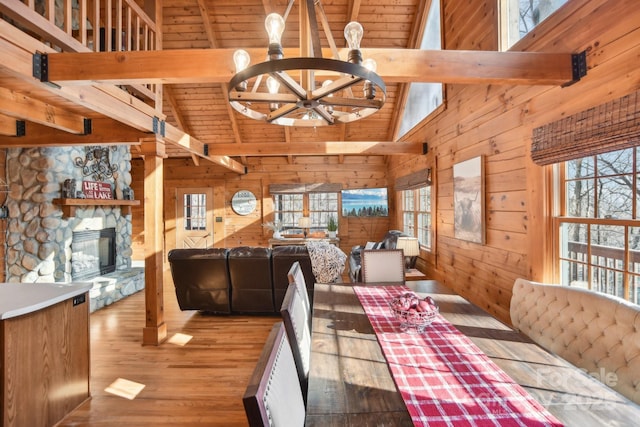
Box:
(305, 241, 347, 283)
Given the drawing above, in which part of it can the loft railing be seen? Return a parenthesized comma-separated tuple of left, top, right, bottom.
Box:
(565, 241, 640, 303)
(2, 0, 158, 102)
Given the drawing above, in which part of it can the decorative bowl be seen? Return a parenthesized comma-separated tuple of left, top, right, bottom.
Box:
(388, 292, 439, 333)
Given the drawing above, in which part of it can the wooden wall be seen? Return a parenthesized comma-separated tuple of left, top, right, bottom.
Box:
(388, 0, 640, 324)
(145, 156, 392, 271)
(130, 0, 640, 325)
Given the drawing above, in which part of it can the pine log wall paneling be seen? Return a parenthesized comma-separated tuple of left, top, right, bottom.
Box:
(157, 155, 392, 269)
(388, 0, 640, 324)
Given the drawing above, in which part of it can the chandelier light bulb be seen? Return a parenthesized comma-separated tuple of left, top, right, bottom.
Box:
(266, 76, 280, 94)
(265, 13, 285, 46)
(344, 21, 364, 50)
(227, 10, 385, 126)
(233, 49, 250, 73)
(362, 58, 377, 73)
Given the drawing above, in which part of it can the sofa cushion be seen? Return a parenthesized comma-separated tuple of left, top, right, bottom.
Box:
(364, 241, 383, 249)
(271, 245, 315, 309)
(167, 248, 231, 313)
(228, 246, 274, 313)
(511, 278, 640, 405)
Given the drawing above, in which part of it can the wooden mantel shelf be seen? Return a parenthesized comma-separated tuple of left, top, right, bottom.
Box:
(53, 198, 140, 217)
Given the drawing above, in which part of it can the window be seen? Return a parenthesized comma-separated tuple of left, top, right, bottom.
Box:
(273, 194, 303, 231)
(273, 192, 338, 233)
(402, 190, 415, 236)
(555, 148, 640, 304)
(309, 192, 338, 231)
(396, 0, 443, 139)
(501, 0, 569, 50)
(402, 185, 432, 250)
(183, 193, 206, 230)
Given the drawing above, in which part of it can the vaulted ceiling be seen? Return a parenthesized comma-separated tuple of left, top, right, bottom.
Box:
(0, 0, 576, 172)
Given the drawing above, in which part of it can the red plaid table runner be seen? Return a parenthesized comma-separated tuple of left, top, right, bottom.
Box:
(353, 285, 563, 427)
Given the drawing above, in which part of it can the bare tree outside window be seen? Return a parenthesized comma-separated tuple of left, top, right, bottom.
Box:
(559, 148, 640, 304)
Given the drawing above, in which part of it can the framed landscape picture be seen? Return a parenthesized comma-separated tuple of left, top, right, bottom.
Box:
(341, 188, 389, 217)
(453, 156, 484, 244)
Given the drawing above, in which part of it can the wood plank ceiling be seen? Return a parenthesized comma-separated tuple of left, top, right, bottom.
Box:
(160, 0, 421, 159)
(0, 0, 576, 166)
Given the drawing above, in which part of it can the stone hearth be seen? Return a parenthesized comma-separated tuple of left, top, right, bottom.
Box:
(4, 146, 144, 311)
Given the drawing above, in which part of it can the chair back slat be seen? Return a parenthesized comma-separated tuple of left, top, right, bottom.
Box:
(243, 322, 305, 426)
(361, 249, 405, 284)
(287, 261, 311, 329)
(280, 283, 312, 402)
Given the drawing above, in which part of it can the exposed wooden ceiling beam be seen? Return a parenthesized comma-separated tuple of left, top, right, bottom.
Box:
(164, 86, 189, 133)
(347, 0, 361, 22)
(0, 86, 88, 134)
(0, 0, 154, 101)
(0, 20, 245, 174)
(0, 114, 22, 136)
(163, 124, 246, 174)
(0, 118, 150, 147)
(44, 48, 575, 86)
(205, 140, 422, 156)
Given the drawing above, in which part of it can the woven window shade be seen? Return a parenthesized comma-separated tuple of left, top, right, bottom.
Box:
(269, 183, 342, 194)
(531, 90, 640, 165)
(395, 169, 432, 190)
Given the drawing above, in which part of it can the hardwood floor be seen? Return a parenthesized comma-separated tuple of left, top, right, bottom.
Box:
(59, 275, 279, 426)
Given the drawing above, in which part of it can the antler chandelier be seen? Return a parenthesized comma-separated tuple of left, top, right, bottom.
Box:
(228, 2, 386, 127)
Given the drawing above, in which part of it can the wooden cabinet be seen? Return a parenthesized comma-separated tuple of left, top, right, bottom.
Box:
(1, 284, 91, 427)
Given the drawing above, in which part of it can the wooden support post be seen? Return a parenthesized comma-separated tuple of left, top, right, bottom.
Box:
(141, 137, 167, 346)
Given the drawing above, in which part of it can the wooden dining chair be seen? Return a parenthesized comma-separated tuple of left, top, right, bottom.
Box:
(243, 322, 306, 427)
(287, 261, 311, 329)
(280, 282, 312, 403)
(361, 249, 405, 284)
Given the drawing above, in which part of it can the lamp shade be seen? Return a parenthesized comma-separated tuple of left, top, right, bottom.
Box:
(396, 237, 420, 257)
(298, 217, 312, 229)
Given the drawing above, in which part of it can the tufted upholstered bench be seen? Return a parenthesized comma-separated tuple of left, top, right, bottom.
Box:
(510, 278, 640, 405)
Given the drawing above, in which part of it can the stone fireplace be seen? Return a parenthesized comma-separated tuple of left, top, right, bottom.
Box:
(71, 226, 116, 280)
(4, 146, 144, 311)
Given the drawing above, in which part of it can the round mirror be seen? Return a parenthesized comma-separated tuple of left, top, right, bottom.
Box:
(231, 190, 257, 215)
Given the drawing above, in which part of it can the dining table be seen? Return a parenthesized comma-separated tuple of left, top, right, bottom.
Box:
(305, 280, 640, 426)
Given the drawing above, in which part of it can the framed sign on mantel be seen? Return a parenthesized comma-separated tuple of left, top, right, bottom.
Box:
(82, 181, 113, 200)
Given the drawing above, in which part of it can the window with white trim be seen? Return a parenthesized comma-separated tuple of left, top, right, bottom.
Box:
(183, 193, 206, 230)
(309, 192, 338, 231)
(555, 147, 640, 304)
(273, 194, 303, 232)
(273, 192, 338, 233)
(401, 185, 432, 250)
(501, 0, 569, 50)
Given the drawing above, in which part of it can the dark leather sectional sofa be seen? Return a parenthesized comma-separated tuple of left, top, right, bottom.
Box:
(168, 245, 316, 314)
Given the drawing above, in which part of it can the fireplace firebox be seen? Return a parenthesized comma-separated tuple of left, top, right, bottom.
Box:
(71, 228, 116, 280)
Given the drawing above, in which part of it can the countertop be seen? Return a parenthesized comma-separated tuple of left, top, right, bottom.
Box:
(0, 282, 92, 320)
